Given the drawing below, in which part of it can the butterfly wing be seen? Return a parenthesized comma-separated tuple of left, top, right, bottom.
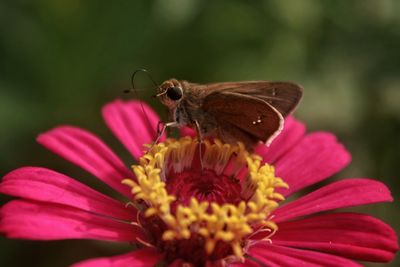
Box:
(194, 81, 303, 117)
(202, 92, 284, 147)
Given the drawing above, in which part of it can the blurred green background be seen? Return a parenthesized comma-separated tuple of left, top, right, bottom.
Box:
(1, 0, 399, 266)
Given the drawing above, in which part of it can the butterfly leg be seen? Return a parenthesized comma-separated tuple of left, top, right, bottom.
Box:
(151, 121, 178, 147)
(194, 120, 204, 171)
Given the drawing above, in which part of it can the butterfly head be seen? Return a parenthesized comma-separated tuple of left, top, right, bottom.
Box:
(156, 79, 184, 108)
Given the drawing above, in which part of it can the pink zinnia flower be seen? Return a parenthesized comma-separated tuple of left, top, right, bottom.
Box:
(0, 99, 398, 267)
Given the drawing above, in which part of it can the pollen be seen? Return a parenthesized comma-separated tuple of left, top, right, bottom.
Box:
(122, 136, 287, 261)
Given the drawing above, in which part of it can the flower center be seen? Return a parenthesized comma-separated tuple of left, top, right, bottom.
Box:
(166, 168, 242, 206)
(122, 137, 287, 265)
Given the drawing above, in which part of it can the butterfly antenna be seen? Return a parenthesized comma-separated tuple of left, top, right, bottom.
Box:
(131, 68, 159, 90)
(126, 68, 160, 138)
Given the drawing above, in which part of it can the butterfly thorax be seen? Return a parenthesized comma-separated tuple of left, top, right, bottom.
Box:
(158, 79, 218, 132)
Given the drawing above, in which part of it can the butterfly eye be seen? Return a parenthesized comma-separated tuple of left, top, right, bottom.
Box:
(166, 87, 183, 101)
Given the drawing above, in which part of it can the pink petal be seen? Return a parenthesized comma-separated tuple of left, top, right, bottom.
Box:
(273, 212, 398, 262)
(273, 178, 393, 222)
(0, 167, 136, 221)
(255, 116, 306, 164)
(72, 248, 164, 267)
(248, 243, 363, 267)
(37, 126, 132, 197)
(274, 132, 351, 197)
(102, 99, 165, 159)
(229, 261, 260, 267)
(180, 126, 196, 138)
(0, 200, 145, 242)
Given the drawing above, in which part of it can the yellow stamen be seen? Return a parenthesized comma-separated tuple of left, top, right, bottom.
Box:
(122, 136, 287, 260)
